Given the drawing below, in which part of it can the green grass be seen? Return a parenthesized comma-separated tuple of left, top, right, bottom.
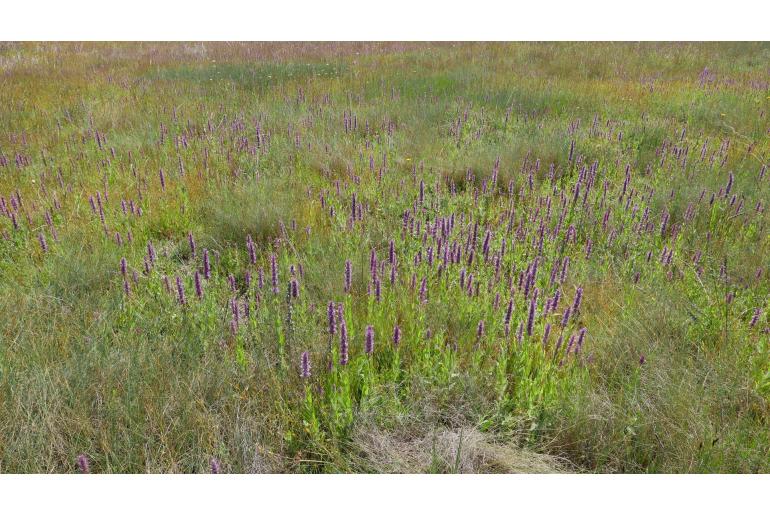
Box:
(0, 42, 768, 473)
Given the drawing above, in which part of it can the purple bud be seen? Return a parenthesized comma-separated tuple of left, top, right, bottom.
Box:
(476, 319, 485, 339)
(120, 257, 127, 276)
(750, 308, 762, 328)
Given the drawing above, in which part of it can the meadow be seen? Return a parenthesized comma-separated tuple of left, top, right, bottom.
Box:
(0, 42, 768, 473)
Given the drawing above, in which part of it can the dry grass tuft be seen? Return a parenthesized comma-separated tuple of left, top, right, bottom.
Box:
(351, 423, 567, 473)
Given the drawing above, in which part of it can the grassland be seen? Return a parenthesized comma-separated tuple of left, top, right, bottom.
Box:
(0, 42, 768, 473)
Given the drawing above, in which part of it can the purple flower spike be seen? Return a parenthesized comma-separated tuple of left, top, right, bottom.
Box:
(393, 324, 401, 347)
(77, 454, 90, 473)
(327, 301, 336, 335)
(369, 249, 377, 280)
(300, 351, 311, 378)
(246, 235, 257, 265)
(572, 287, 583, 314)
(554, 334, 564, 354)
(339, 320, 349, 365)
(194, 271, 203, 299)
(476, 319, 485, 339)
(176, 276, 186, 305)
(188, 232, 196, 258)
(203, 249, 211, 280)
(504, 298, 513, 326)
(749, 308, 762, 328)
(270, 253, 279, 294)
(147, 241, 157, 265)
(210, 458, 221, 474)
(344, 259, 352, 293)
(576, 327, 587, 353)
(365, 325, 375, 355)
(526, 296, 536, 336)
(120, 257, 127, 276)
